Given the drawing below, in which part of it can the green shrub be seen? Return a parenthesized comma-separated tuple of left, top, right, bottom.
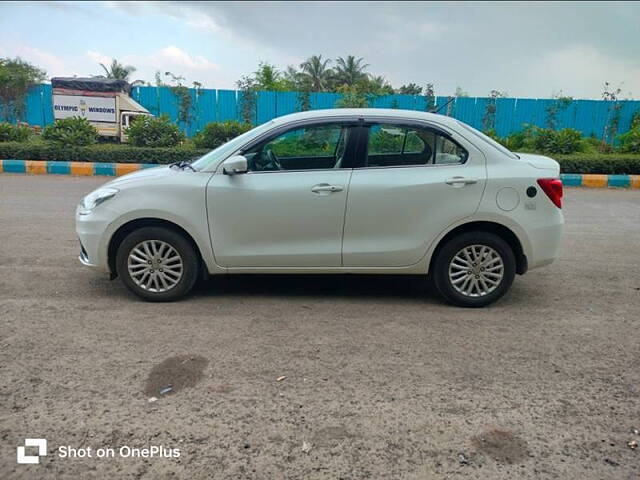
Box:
(503, 124, 539, 151)
(0, 141, 208, 164)
(0, 122, 32, 142)
(42, 117, 98, 146)
(533, 128, 582, 154)
(554, 154, 640, 174)
(126, 114, 185, 147)
(616, 128, 640, 153)
(193, 120, 252, 149)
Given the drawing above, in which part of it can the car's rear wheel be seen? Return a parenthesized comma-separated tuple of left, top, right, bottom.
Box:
(432, 231, 515, 307)
(116, 227, 199, 302)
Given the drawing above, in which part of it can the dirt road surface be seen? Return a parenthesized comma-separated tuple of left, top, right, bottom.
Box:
(1, 175, 639, 479)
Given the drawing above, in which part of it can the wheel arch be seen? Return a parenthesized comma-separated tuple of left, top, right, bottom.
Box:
(428, 221, 528, 276)
(107, 218, 206, 278)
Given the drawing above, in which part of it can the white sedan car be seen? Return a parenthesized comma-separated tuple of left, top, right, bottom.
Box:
(76, 109, 563, 307)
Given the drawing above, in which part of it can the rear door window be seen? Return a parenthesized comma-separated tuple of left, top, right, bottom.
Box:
(365, 123, 467, 167)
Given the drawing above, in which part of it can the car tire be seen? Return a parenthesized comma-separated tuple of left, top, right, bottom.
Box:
(432, 231, 516, 308)
(116, 226, 199, 302)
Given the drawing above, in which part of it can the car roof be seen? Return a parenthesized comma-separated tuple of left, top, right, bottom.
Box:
(268, 108, 459, 128)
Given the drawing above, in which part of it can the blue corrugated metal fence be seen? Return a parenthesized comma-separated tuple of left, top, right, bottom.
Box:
(5, 84, 640, 139)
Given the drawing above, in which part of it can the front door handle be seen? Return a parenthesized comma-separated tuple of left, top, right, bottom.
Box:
(445, 176, 478, 187)
(311, 183, 344, 194)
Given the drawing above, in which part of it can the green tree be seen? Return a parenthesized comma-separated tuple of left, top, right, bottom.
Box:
(163, 72, 201, 134)
(601, 81, 623, 150)
(483, 89, 507, 131)
(0, 57, 46, 122)
(253, 62, 289, 91)
(367, 75, 394, 96)
(397, 83, 423, 95)
(99, 59, 136, 81)
(335, 84, 370, 108)
(454, 86, 469, 97)
(545, 91, 573, 130)
(236, 75, 257, 124)
(334, 55, 369, 87)
(424, 83, 436, 112)
(299, 55, 333, 92)
(282, 65, 304, 91)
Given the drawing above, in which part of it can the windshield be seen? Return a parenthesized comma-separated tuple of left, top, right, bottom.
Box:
(457, 121, 519, 159)
(190, 121, 276, 171)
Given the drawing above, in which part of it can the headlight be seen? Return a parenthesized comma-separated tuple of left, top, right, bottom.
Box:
(78, 187, 118, 215)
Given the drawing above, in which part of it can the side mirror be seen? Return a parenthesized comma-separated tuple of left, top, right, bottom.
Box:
(222, 155, 248, 175)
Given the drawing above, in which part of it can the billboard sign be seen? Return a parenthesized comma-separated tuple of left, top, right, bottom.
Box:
(53, 95, 117, 123)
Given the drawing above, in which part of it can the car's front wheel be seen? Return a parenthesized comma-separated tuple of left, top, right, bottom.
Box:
(432, 231, 516, 307)
(116, 226, 199, 302)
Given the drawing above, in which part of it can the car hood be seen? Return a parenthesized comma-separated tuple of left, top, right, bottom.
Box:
(516, 153, 560, 174)
(102, 165, 173, 188)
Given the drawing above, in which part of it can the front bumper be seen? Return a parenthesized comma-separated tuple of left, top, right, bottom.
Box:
(76, 205, 114, 273)
(78, 241, 100, 268)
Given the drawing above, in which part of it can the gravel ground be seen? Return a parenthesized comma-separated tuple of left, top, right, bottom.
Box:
(0, 174, 639, 479)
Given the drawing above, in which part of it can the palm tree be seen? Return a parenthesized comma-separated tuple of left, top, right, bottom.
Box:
(282, 65, 304, 90)
(334, 55, 369, 87)
(368, 75, 394, 95)
(99, 59, 136, 81)
(398, 83, 423, 95)
(299, 55, 333, 92)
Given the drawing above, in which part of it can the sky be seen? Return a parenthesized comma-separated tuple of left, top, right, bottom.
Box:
(0, 1, 639, 99)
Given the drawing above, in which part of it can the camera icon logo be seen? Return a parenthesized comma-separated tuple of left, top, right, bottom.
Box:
(17, 439, 47, 464)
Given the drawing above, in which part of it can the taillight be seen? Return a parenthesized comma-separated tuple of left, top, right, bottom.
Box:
(537, 178, 563, 208)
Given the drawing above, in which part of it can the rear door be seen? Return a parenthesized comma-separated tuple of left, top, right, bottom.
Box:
(342, 121, 486, 267)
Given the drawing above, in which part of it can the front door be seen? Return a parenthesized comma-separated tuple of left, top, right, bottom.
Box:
(207, 122, 357, 268)
(342, 122, 486, 267)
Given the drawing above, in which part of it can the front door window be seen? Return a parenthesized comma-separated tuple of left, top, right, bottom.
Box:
(244, 124, 351, 171)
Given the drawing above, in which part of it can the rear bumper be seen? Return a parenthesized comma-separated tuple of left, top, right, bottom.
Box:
(527, 215, 564, 270)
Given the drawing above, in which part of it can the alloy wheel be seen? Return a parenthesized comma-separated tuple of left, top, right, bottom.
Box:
(127, 240, 183, 293)
(448, 244, 504, 297)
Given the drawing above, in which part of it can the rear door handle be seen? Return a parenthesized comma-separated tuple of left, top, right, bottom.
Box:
(445, 176, 478, 187)
(311, 183, 344, 194)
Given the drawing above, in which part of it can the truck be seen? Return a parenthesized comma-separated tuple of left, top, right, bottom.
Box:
(51, 77, 152, 142)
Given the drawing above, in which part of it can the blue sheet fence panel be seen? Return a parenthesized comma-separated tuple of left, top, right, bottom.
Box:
(40, 84, 53, 126)
(156, 87, 179, 125)
(557, 98, 577, 130)
(514, 98, 537, 132)
(593, 100, 613, 138)
(310, 92, 340, 110)
(495, 98, 517, 138)
(573, 100, 595, 137)
(276, 91, 300, 118)
(217, 90, 238, 122)
(618, 100, 640, 134)
(256, 91, 277, 125)
(412, 95, 426, 112)
(195, 88, 217, 131)
(371, 95, 394, 108)
(133, 86, 161, 117)
(25, 85, 45, 126)
(434, 96, 453, 117)
(470, 97, 488, 131)
(396, 94, 416, 110)
(452, 97, 475, 126)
